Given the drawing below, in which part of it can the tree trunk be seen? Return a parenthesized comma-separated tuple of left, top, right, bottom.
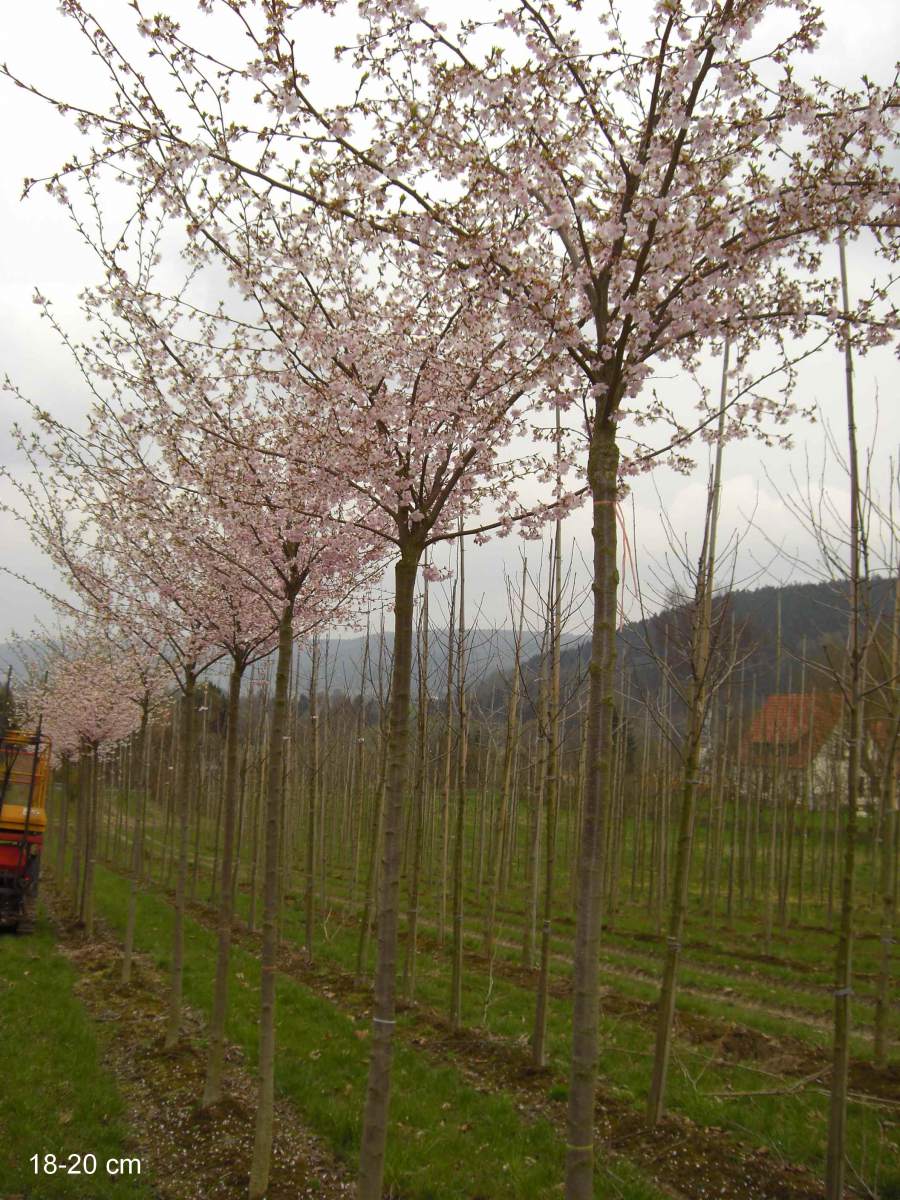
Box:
(565, 420, 618, 1200)
(165, 666, 197, 1049)
(249, 605, 294, 1200)
(55, 756, 70, 880)
(191, 702, 209, 902)
(357, 549, 420, 1200)
(202, 658, 245, 1108)
(122, 704, 150, 985)
(356, 730, 387, 980)
(646, 730, 701, 1125)
(305, 636, 321, 956)
(647, 341, 730, 1125)
(350, 625, 370, 904)
(438, 588, 456, 947)
(825, 235, 864, 1200)
(534, 522, 562, 1067)
(524, 708, 546, 967)
(873, 576, 898, 1067)
(450, 533, 468, 1031)
(484, 563, 526, 963)
(82, 743, 99, 938)
(403, 570, 429, 1000)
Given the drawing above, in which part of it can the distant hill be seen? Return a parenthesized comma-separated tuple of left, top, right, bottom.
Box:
(472, 576, 897, 726)
(623, 575, 894, 701)
(267, 628, 577, 699)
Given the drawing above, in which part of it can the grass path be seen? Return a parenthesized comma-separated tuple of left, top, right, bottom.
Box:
(0, 918, 154, 1199)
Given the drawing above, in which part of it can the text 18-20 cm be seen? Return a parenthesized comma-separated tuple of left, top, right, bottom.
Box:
(31, 1153, 142, 1176)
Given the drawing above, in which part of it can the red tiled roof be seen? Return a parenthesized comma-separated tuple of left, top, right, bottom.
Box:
(744, 692, 842, 767)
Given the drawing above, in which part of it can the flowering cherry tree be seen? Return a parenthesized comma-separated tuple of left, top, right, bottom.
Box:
(267, 229, 571, 1196)
(256, 11, 897, 1195)
(15, 158, 576, 1191)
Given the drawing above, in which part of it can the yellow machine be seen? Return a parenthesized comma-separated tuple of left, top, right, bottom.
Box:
(0, 727, 51, 932)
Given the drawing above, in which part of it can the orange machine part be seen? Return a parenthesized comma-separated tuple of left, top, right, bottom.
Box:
(0, 731, 52, 837)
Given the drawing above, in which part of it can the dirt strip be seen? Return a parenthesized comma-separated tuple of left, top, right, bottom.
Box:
(44, 887, 353, 1200)
(407, 929, 900, 1106)
(598, 940, 885, 1011)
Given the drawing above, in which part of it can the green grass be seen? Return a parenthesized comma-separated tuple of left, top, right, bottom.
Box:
(149, 847, 892, 1051)
(0, 918, 154, 1199)
(92, 865, 665, 1200)
(262, 878, 897, 1060)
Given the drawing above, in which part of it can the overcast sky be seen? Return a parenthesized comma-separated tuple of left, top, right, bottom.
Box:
(1, 0, 898, 645)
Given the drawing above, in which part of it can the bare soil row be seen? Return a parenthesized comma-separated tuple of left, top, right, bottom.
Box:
(44, 885, 352, 1200)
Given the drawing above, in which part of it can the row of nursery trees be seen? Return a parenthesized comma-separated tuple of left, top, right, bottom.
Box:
(2, 2, 899, 1198)
(17, 558, 898, 1048)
